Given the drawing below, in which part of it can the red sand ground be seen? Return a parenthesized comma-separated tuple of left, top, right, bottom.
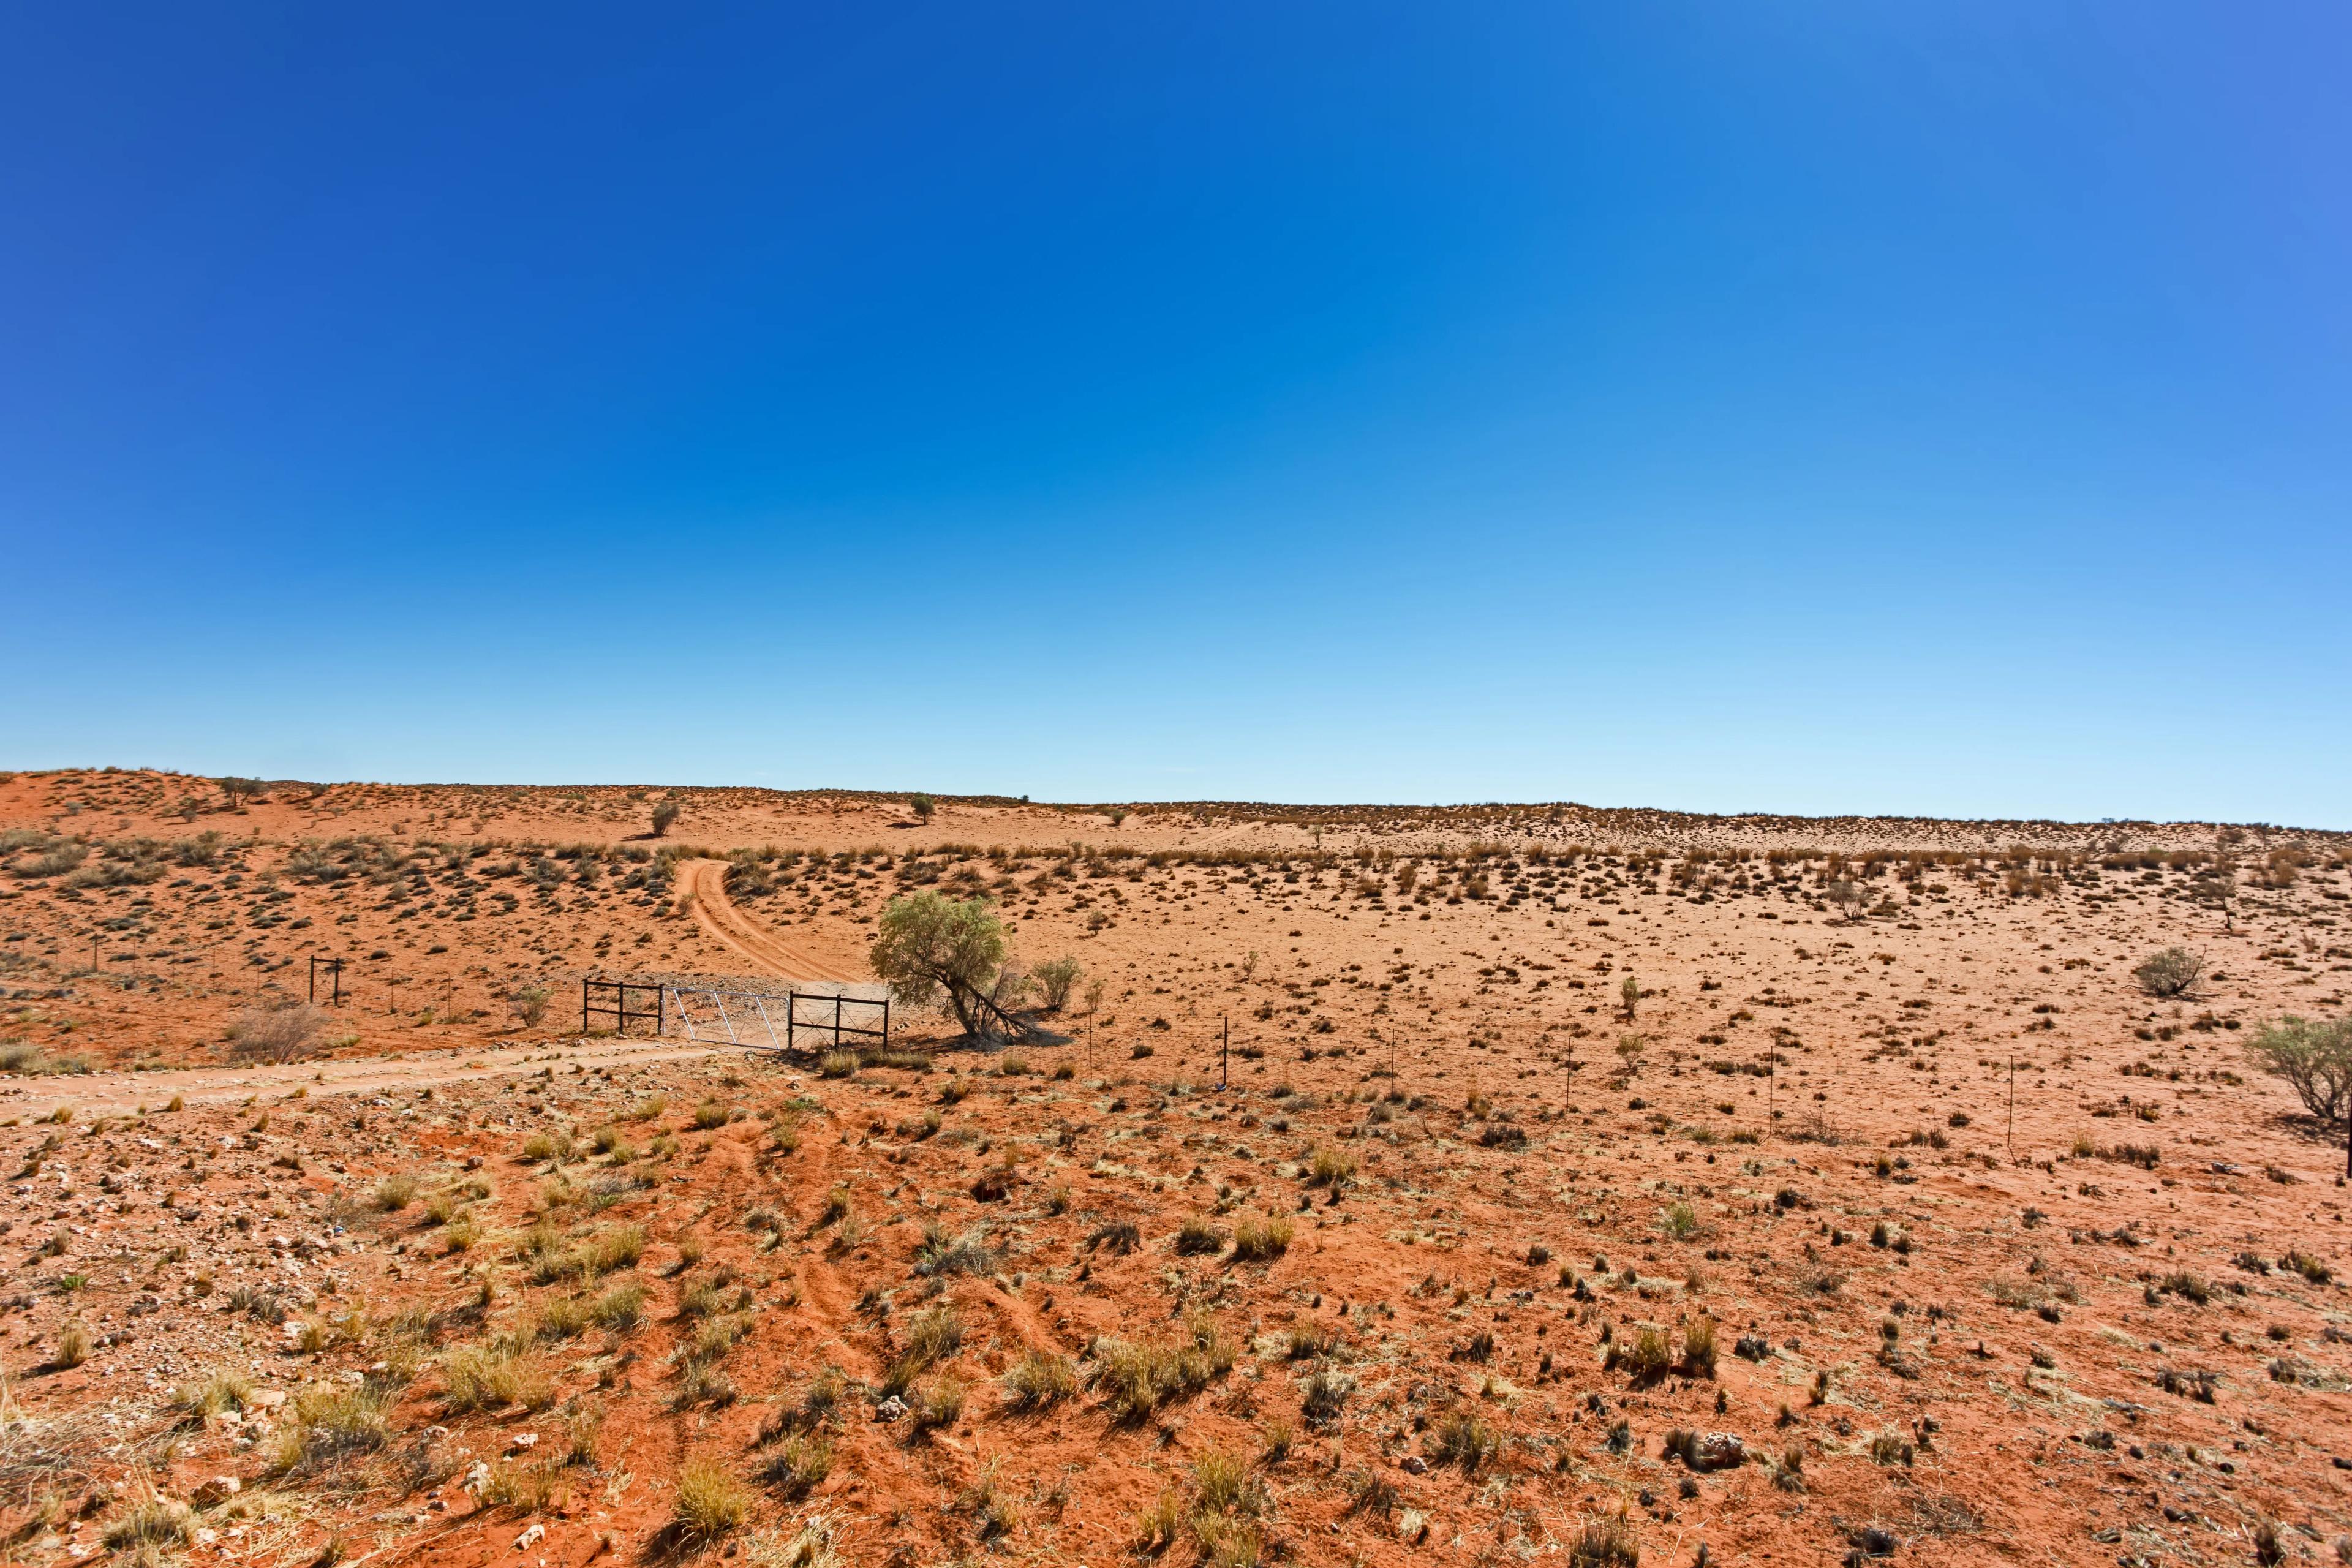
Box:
(0, 767, 2345, 1568)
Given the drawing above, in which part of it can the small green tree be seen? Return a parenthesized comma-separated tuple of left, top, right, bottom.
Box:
(1825, 879, 1868, 922)
(2244, 1015, 2352, 1123)
(508, 983, 552, 1028)
(1619, 974, 1640, 1019)
(908, 794, 935, 824)
(870, 891, 1029, 1039)
(1033, 956, 1082, 1012)
(219, 777, 262, 808)
(1614, 1033, 1647, 1077)
(2134, 947, 2204, 999)
(650, 796, 681, 838)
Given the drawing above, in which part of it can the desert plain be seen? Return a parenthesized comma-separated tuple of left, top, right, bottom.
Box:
(0, 766, 2345, 1568)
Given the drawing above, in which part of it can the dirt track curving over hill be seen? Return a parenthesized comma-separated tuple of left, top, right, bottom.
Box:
(676, 857, 868, 984)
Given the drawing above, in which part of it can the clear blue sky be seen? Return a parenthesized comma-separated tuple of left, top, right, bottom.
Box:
(5, 4, 2346, 827)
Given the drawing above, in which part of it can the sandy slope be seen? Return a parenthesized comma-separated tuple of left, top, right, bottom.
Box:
(0, 767, 2346, 1568)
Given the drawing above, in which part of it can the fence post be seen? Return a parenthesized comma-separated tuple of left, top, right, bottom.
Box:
(582, 979, 590, 1035)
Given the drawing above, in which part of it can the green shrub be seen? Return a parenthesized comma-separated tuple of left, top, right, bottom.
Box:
(2244, 1015, 2352, 1121)
(2134, 947, 2205, 999)
(1033, 956, 1082, 1012)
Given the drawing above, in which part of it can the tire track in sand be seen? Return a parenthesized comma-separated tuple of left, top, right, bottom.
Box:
(676, 858, 869, 985)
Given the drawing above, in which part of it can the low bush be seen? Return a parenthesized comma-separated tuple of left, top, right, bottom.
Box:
(2134, 947, 2205, 999)
(442, 1344, 553, 1413)
(1003, 1349, 1077, 1411)
(1426, 1408, 1501, 1471)
(172, 1368, 254, 1420)
(1090, 1317, 1237, 1422)
(103, 1499, 192, 1552)
(1606, 1326, 1674, 1385)
(913, 1222, 995, 1278)
(671, 1457, 749, 1542)
(2244, 1015, 2352, 1121)
(271, 1383, 391, 1472)
(913, 1375, 966, 1431)
(1683, 1316, 1718, 1377)
(1174, 1218, 1224, 1256)
(1307, 1144, 1357, 1186)
(1231, 1215, 1294, 1261)
(1569, 1516, 1640, 1568)
(758, 1433, 833, 1498)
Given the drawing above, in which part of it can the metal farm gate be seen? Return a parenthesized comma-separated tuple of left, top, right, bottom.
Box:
(581, 977, 888, 1056)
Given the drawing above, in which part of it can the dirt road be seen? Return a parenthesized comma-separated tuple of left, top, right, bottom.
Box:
(676, 857, 870, 983)
(0, 1037, 730, 1120)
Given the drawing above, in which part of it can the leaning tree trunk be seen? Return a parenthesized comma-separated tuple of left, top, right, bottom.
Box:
(946, 978, 1031, 1041)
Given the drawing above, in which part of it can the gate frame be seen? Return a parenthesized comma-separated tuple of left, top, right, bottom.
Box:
(581, 978, 665, 1036)
(662, 985, 889, 1057)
